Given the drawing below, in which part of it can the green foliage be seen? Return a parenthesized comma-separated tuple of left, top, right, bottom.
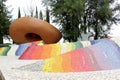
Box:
(47, 0, 85, 42)
(85, 0, 120, 39)
(0, 0, 11, 44)
(43, 0, 120, 41)
(0, 43, 11, 47)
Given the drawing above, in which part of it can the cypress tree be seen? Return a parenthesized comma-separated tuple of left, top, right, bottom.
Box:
(18, 7, 21, 18)
(45, 7, 50, 23)
(39, 10, 43, 20)
(35, 6, 38, 18)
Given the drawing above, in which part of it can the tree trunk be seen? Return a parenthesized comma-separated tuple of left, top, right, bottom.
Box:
(0, 33, 3, 44)
(94, 32, 98, 40)
(94, 23, 99, 40)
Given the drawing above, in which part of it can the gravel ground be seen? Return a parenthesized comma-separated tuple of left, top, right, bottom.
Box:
(1, 56, 120, 80)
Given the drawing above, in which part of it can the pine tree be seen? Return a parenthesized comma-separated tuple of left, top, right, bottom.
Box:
(43, 0, 120, 41)
(0, 0, 11, 44)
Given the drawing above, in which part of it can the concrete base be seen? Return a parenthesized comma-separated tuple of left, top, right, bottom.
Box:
(0, 56, 120, 80)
